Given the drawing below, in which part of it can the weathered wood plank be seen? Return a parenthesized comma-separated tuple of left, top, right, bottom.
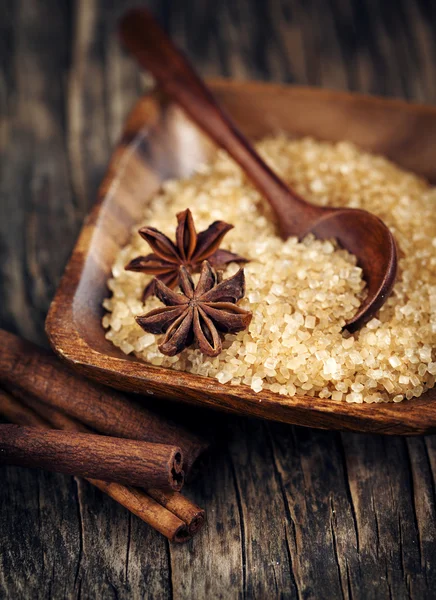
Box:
(226, 419, 296, 598)
(0, 0, 75, 343)
(170, 441, 244, 600)
(0, 4, 83, 599)
(267, 426, 358, 599)
(0, 467, 81, 599)
(341, 433, 427, 599)
(0, 1, 172, 598)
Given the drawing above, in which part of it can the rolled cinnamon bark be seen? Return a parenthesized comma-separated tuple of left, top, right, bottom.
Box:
(0, 329, 207, 475)
(0, 425, 184, 491)
(0, 388, 49, 428)
(15, 388, 205, 535)
(89, 481, 191, 543)
(6, 385, 89, 433)
(147, 488, 205, 534)
(0, 387, 205, 540)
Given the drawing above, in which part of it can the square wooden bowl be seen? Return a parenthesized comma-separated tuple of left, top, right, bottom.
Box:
(46, 80, 436, 435)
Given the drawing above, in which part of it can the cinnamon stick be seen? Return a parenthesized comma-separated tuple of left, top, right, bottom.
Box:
(17, 389, 205, 535)
(7, 384, 87, 432)
(147, 488, 205, 535)
(88, 481, 191, 543)
(14, 391, 206, 532)
(0, 387, 205, 540)
(0, 329, 207, 475)
(0, 388, 49, 428)
(0, 424, 184, 490)
(8, 385, 87, 433)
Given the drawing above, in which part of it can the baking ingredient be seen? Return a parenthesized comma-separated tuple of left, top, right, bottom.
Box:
(126, 208, 247, 300)
(136, 260, 252, 357)
(104, 137, 436, 403)
(0, 387, 203, 543)
(0, 329, 208, 475)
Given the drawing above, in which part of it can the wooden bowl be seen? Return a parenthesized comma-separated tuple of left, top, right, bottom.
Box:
(46, 80, 436, 435)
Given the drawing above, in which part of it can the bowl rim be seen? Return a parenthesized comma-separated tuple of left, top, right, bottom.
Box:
(46, 79, 436, 436)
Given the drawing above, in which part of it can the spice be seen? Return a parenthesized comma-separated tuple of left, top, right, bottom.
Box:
(0, 387, 203, 543)
(137, 260, 252, 357)
(0, 424, 185, 490)
(0, 388, 49, 428)
(104, 137, 436, 403)
(0, 329, 209, 476)
(125, 208, 247, 300)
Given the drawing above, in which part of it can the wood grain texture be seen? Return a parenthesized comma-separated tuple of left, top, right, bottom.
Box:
(2, 0, 436, 598)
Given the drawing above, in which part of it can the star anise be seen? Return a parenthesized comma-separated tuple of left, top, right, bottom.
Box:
(136, 261, 252, 357)
(125, 209, 248, 301)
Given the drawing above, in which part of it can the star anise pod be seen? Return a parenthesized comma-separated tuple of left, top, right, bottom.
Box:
(125, 209, 248, 301)
(136, 261, 252, 357)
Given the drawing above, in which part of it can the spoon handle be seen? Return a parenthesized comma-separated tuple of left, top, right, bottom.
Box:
(119, 8, 318, 238)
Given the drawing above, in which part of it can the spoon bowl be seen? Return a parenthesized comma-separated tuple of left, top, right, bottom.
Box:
(302, 207, 398, 331)
(119, 8, 398, 330)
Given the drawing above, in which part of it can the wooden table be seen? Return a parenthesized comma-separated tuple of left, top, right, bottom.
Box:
(1, 1, 436, 598)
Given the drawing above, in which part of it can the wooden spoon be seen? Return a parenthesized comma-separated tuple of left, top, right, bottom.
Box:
(118, 8, 398, 332)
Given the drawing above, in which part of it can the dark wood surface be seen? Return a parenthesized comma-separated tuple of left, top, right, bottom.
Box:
(1, 1, 436, 598)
